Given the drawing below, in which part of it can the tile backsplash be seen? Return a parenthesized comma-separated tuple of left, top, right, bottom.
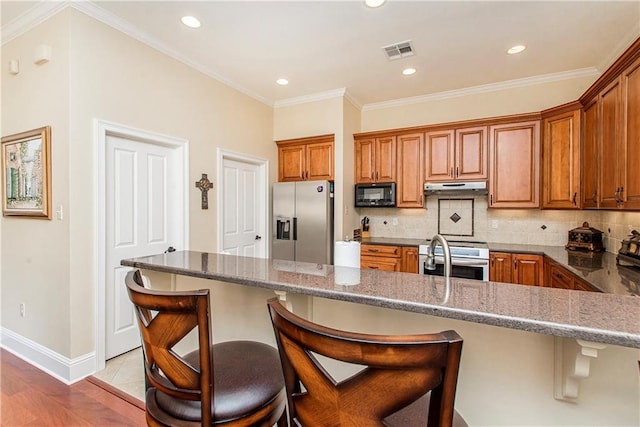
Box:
(357, 196, 640, 254)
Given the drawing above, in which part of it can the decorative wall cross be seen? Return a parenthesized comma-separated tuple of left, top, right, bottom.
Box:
(195, 173, 213, 210)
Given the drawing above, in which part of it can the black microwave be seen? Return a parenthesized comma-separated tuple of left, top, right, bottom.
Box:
(355, 182, 396, 207)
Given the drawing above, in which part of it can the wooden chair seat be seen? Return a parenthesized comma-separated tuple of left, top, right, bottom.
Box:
(125, 270, 286, 427)
(267, 297, 467, 427)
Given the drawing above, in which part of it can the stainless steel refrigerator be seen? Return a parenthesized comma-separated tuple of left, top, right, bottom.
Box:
(272, 180, 334, 264)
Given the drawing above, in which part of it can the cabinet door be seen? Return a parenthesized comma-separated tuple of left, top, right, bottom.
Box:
(278, 144, 305, 182)
(599, 78, 623, 208)
(355, 138, 375, 183)
(396, 133, 424, 208)
(425, 130, 455, 181)
(375, 136, 396, 182)
(542, 110, 581, 209)
(456, 126, 488, 180)
(489, 121, 540, 208)
(401, 246, 419, 273)
(489, 252, 513, 283)
(582, 99, 599, 208)
(513, 254, 544, 286)
(306, 141, 333, 181)
(621, 56, 640, 209)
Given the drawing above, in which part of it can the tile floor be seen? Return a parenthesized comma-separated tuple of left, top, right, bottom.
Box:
(93, 347, 145, 401)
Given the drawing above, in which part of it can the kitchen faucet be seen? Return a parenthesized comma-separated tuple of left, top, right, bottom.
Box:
(425, 234, 452, 278)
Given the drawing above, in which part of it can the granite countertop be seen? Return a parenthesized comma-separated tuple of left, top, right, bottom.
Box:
(122, 251, 640, 349)
(488, 243, 640, 297)
(360, 237, 427, 247)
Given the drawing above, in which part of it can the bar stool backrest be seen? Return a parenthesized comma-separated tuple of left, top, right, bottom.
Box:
(267, 297, 464, 427)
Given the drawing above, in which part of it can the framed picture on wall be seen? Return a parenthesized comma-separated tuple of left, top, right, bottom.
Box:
(1, 126, 52, 219)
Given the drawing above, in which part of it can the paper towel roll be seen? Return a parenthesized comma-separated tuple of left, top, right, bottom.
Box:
(334, 241, 361, 286)
(334, 241, 361, 267)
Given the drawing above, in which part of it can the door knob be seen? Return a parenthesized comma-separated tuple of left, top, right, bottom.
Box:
(255, 235, 262, 240)
(165, 246, 176, 253)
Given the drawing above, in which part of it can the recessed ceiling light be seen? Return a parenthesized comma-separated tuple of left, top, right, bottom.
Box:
(402, 67, 417, 76)
(365, 0, 386, 8)
(507, 45, 526, 55)
(276, 78, 289, 86)
(181, 16, 201, 29)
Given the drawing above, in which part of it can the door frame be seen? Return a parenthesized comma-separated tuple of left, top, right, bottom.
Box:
(94, 119, 189, 371)
(216, 148, 269, 256)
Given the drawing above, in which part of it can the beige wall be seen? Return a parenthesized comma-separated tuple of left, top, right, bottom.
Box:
(273, 97, 349, 237)
(1, 11, 72, 355)
(361, 75, 596, 132)
(1, 9, 276, 359)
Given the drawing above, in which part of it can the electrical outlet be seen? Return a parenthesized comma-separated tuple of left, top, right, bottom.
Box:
(392, 217, 398, 226)
(19, 303, 25, 318)
(491, 220, 498, 229)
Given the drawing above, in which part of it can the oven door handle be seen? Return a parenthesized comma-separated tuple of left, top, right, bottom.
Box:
(432, 256, 489, 267)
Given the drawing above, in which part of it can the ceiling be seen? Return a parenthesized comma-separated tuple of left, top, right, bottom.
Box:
(2, 1, 640, 107)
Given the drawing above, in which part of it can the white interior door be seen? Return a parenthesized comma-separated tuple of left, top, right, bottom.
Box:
(105, 135, 182, 359)
(221, 156, 267, 257)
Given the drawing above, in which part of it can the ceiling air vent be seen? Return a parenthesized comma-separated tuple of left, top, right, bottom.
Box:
(382, 40, 414, 60)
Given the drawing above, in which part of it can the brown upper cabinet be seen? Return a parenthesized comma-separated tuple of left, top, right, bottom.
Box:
(424, 126, 488, 182)
(488, 121, 541, 208)
(277, 134, 334, 182)
(396, 133, 425, 208)
(581, 98, 599, 208)
(355, 136, 396, 184)
(541, 104, 581, 209)
(579, 37, 640, 210)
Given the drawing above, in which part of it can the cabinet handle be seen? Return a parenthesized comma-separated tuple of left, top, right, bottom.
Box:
(572, 192, 577, 206)
(450, 167, 454, 178)
(514, 260, 517, 269)
(491, 257, 495, 267)
(376, 171, 379, 181)
(369, 266, 379, 269)
(490, 194, 493, 206)
(456, 166, 459, 177)
(420, 195, 423, 205)
(371, 172, 374, 180)
(368, 248, 379, 253)
(620, 186, 624, 202)
(592, 190, 597, 204)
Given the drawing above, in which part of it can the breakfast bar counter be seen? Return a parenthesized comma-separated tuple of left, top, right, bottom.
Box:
(121, 250, 640, 349)
(121, 250, 639, 426)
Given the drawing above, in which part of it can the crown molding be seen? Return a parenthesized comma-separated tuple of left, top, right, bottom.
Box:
(274, 88, 347, 108)
(70, 1, 273, 106)
(597, 26, 640, 72)
(2, 0, 274, 107)
(362, 67, 600, 112)
(1, 0, 70, 45)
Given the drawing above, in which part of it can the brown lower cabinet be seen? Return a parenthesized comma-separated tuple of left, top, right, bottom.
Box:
(360, 244, 418, 273)
(489, 252, 544, 286)
(545, 257, 601, 292)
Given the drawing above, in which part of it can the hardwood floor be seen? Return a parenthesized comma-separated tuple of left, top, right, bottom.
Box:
(1, 349, 146, 426)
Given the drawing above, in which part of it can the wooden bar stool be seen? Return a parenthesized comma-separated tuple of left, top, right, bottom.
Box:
(125, 270, 287, 426)
(267, 297, 468, 427)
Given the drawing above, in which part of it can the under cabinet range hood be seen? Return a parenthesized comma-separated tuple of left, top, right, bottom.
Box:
(424, 181, 488, 195)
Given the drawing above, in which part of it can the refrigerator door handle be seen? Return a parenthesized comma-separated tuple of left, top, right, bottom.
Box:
(293, 217, 298, 241)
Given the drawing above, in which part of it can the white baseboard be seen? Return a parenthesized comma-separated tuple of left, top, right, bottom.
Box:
(0, 327, 96, 385)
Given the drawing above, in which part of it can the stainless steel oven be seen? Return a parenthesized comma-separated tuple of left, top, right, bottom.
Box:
(418, 241, 489, 281)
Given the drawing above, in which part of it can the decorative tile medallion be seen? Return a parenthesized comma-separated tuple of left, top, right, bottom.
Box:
(438, 198, 474, 236)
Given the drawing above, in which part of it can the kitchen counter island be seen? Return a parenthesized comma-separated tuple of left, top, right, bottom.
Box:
(121, 250, 639, 348)
(121, 251, 639, 426)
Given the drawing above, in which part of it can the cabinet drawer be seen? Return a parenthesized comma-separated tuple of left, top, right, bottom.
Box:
(550, 265, 573, 290)
(361, 256, 401, 272)
(361, 244, 401, 257)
